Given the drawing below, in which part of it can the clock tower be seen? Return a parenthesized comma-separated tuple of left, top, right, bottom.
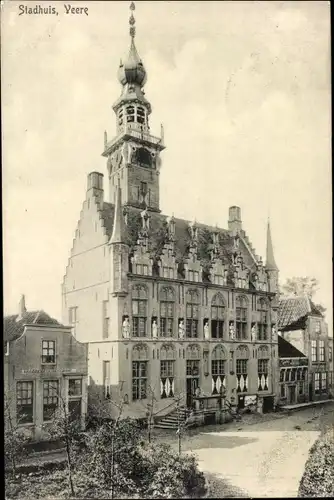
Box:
(102, 2, 165, 213)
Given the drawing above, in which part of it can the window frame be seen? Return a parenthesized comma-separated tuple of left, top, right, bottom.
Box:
(41, 340, 56, 364)
(257, 299, 268, 341)
(311, 340, 317, 362)
(132, 286, 148, 338)
(132, 360, 148, 401)
(43, 380, 59, 422)
(236, 296, 248, 340)
(16, 381, 34, 424)
(186, 290, 199, 339)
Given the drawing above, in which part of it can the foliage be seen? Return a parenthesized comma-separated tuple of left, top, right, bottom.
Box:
(139, 442, 207, 499)
(4, 393, 30, 477)
(47, 395, 84, 497)
(281, 276, 319, 299)
(298, 430, 334, 497)
(78, 418, 206, 499)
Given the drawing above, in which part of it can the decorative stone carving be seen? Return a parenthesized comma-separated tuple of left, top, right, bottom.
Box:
(121, 141, 131, 165)
(178, 319, 185, 339)
(204, 321, 210, 340)
(152, 320, 158, 339)
(251, 323, 257, 343)
(229, 322, 235, 340)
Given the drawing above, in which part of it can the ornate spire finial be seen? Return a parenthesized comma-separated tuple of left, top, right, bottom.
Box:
(129, 2, 136, 39)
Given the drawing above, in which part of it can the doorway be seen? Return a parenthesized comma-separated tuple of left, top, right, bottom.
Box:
(288, 385, 296, 405)
(186, 378, 199, 408)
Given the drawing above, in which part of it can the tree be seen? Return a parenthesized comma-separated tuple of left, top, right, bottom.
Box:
(144, 384, 157, 443)
(281, 277, 319, 299)
(4, 391, 30, 477)
(47, 386, 84, 497)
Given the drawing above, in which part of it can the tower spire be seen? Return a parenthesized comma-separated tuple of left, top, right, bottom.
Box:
(110, 178, 128, 244)
(265, 219, 278, 271)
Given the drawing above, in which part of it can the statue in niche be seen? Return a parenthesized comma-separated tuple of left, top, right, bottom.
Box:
(229, 323, 235, 340)
(178, 320, 185, 339)
(121, 142, 130, 165)
(271, 324, 277, 341)
(152, 320, 158, 339)
(122, 317, 130, 339)
(251, 324, 257, 343)
(204, 321, 210, 340)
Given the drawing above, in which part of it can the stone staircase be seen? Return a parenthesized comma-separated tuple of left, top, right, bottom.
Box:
(154, 405, 190, 430)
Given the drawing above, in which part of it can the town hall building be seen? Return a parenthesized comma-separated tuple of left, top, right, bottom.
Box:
(62, 3, 280, 419)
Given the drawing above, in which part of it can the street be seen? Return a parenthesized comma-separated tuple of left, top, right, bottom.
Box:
(19, 403, 334, 498)
(177, 403, 334, 498)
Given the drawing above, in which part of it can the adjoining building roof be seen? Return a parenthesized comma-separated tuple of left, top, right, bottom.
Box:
(4, 311, 66, 342)
(278, 335, 307, 358)
(278, 296, 323, 330)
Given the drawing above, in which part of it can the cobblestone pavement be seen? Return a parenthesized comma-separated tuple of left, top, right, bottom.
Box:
(19, 403, 334, 498)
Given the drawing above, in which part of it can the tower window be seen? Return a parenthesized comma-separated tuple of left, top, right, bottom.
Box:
(126, 106, 135, 123)
(137, 106, 145, 124)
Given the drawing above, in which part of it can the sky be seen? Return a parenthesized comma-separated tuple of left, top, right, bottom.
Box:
(2, 1, 332, 329)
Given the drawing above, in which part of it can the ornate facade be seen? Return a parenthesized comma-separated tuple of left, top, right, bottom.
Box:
(62, 3, 280, 418)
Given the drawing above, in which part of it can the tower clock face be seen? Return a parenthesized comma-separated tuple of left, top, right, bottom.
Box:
(134, 147, 152, 168)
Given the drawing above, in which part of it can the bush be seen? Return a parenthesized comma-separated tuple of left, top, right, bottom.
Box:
(298, 430, 334, 497)
(80, 419, 206, 499)
(138, 442, 206, 499)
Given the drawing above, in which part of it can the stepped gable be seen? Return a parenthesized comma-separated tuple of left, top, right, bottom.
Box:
(101, 204, 237, 279)
(4, 311, 66, 342)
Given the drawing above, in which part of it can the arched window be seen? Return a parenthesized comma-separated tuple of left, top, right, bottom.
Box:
(211, 346, 227, 395)
(160, 287, 175, 338)
(236, 345, 249, 393)
(236, 296, 248, 340)
(132, 285, 148, 338)
(186, 290, 199, 338)
(258, 298, 268, 340)
(211, 294, 225, 339)
(132, 344, 148, 401)
(135, 147, 152, 168)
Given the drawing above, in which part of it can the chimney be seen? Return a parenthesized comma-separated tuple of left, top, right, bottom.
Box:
(18, 294, 27, 320)
(87, 172, 104, 210)
(228, 206, 242, 233)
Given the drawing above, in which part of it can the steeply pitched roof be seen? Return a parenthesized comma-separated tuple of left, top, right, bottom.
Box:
(278, 296, 323, 330)
(100, 202, 260, 284)
(278, 335, 306, 358)
(4, 311, 66, 342)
